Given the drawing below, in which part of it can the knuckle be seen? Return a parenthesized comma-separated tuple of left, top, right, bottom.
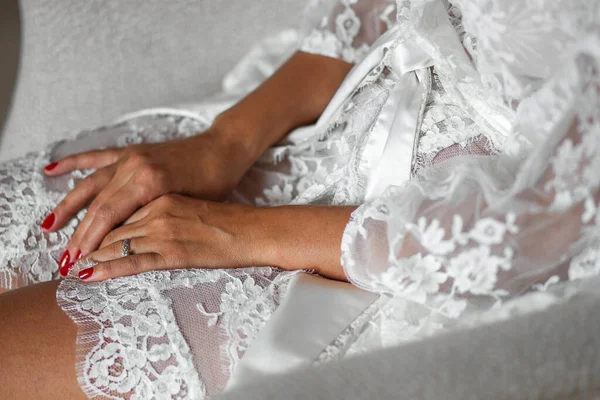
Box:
(95, 204, 116, 222)
(151, 215, 169, 229)
(123, 152, 149, 169)
(102, 261, 118, 278)
(111, 240, 124, 256)
(161, 244, 185, 267)
(80, 174, 100, 193)
(105, 149, 122, 163)
(134, 164, 156, 181)
(126, 256, 144, 273)
(150, 215, 176, 237)
(102, 231, 116, 246)
(155, 194, 178, 209)
(129, 151, 148, 164)
(134, 165, 168, 191)
(87, 201, 99, 215)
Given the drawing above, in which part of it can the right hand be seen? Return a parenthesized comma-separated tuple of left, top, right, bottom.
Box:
(42, 127, 257, 272)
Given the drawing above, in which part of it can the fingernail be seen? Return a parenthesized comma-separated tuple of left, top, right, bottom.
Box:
(41, 213, 56, 230)
(44, 162, 59, 172)
(59, 250, 71, 268)
(60, 262, 73, 277)
(79, 267, 94, 280)
(75, 249, 82, 260)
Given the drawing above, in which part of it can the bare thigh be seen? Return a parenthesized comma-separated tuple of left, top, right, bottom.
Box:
(0, 281, 86, 399)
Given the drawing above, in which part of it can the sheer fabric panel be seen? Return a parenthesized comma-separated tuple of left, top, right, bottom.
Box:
(300, 0, 397, 63)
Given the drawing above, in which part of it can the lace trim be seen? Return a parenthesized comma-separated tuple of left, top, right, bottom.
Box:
(300, 0, 396, 64)
(313, 295, 387, 364)
(57, 267, 299, 399)
(0, 150, 65, 289)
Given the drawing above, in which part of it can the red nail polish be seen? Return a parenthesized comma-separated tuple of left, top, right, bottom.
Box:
(44, 162, 59, 172)
(59, 263, 73, 277)
(59, 250, 71, 268)
(76, 250, 82, 260)
(79, 267, 94, 280)
(41, 213, 56, 230)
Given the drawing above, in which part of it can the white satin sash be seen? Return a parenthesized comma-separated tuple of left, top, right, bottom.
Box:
(226, 20, 434, 396)
(364, 61, 431, 201)
(226, 0, 489, 390)
(225, 273, 378, 390)
(314, 17, 434, 201)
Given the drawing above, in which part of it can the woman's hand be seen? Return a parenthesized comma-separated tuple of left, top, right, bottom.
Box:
(74, 194, 355, 282)
(43, 127, 257, 272)
(43, 52, 354, 275)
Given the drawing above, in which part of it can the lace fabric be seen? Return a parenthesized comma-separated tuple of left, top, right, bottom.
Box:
(341, 0, 600, 351)
(300, 0, 397, 63)
(0, 114, 208, 291)
(0, 0, 598, 398)
(59, 262, 298, 399)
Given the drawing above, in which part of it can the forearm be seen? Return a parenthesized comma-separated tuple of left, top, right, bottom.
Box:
(253, 205, 356, 281)
(212, 52, 353, 161)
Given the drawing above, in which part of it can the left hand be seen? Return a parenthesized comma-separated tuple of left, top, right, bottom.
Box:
(75, 194, 263, 282)
(74, 194, 354, 282)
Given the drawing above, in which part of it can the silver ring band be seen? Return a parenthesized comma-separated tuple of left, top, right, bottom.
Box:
(122, 238, 131, 257)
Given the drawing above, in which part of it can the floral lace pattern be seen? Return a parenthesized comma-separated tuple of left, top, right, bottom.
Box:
(341, 0, 600, 351)
(300, 0, 397, 63)
(0, 150, 65, 289)
(59, 263, 297, 399)
(1, 0, 598, 398)
(0, 115, 206, 291)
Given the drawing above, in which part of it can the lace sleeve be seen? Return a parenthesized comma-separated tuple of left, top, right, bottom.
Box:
(341, 13, 600, 315)
(299, 0, 397, 64)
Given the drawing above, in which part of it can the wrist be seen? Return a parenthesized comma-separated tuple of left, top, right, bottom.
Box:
(250, 205, 356, 281)
(209, 111, 270, 164)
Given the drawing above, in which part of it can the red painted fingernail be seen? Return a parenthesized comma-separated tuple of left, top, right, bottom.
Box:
(59, 250, 71, 268)
(76, 250, 82, 260)
(60, 262, 73, 277)
(44, 162, 59, 172)
(41, 213, 56, 230)
(79, 267, 94, 280)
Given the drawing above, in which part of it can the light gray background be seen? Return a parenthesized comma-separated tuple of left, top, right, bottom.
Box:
(2, 2, 600, 399)
(0, 0, 306, 160)
(0, 0, 20, 134)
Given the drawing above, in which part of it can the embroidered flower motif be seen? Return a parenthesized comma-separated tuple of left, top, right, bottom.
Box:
(88, 342, 145, 393)
(255, 183, 294, 206)
(447, 246, 510, 295)
(569, 246, 600, 280)
(335, 4, 361, 45)
(469, 218, 508, 245)
(378, 254, 447, 303)
(414, 217, 456, 255)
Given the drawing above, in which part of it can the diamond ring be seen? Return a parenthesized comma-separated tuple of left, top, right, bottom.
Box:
(122, 238, 131, 257)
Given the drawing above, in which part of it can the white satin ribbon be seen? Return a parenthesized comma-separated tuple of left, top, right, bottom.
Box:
(416, 0, 514, 137)
(315, 21, 408, 128)
(225, 273, 377, 390)
(363, 40, 433, 201)
(226, 0, 488, 391)
(365, 72, 426, 201)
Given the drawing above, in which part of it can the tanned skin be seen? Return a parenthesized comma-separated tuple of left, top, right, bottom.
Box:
(0, 52, 354, 399)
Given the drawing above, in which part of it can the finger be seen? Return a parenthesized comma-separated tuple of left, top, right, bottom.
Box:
(123, 201, 154, 225)
(48, 166, 115, 231)
(67, 173, 132, 255)
(44, 148, 122, 176)
(89, 237, 154, 262)
(99, 219, 149, 249)
(78, 253, 166, 282)
(74, 184, 150, 255)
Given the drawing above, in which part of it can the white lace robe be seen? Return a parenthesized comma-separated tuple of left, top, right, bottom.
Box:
(0, 0, 598, 399)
